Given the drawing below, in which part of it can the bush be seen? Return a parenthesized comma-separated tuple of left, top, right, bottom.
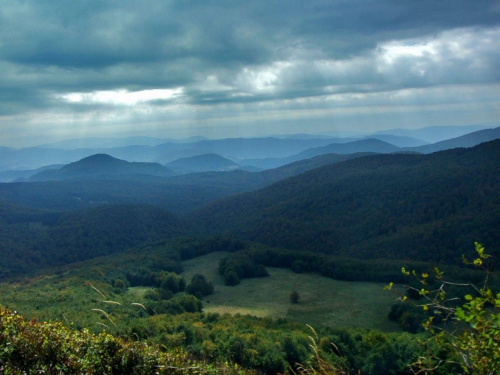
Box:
(159, 272, 185, 294)
(0, 305, 245, 374)
(223, 270, 240, 286)
(185, 274, 214, 298)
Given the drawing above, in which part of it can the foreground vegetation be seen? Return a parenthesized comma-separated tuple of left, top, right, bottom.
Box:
(1, 300, 435, 374)
(0, 304, 252, 374)
(387, 243, 500, 374)
(1, 240, 496, 373)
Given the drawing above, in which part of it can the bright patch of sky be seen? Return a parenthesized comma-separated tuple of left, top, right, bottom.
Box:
(60, 88, 184, 106)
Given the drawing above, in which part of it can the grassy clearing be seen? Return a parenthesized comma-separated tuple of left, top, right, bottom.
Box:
(181, 252, 402, 332)
(0, 251, 401, 333)
(0, 274, 148, 333)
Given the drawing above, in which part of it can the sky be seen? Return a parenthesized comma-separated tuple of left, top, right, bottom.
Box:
(1, 0, 500, 147)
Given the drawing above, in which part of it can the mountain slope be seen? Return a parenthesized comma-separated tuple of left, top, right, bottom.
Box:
(408, 127, 500, 154)
(30, 154, 174, 181)
(259, 152, 375, 184)
(364, 134, 428, 147)
(294, 138, 399, 159)
(0, 203, 188, 278)
(43, 204, 188, 264)
(373, 124, 493, 143)
(0, 178, 248, 213)
(166, 153, 239, 173)
(195, 140, 500, 265)
(0, 165, 62, 183)
(240, 139, 398, 169)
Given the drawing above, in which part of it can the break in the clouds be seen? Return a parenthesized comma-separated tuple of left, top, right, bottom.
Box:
(1, 0, 499, 146)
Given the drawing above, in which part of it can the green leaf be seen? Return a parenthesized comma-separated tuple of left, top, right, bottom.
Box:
(455, 307, 466, 320)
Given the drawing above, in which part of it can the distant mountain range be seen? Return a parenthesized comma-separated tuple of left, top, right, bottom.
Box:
(0, 152, 379, 213)
(0, 164, 62, 182)
(0, 125, 499, 181)
(239, 127, 500, 169)
(37, 136, 208, 149)
(29, 154, 174, 181)
(362, 134, 428, 147)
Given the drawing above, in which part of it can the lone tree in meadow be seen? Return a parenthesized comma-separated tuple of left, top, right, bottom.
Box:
(290, 290, 300, 304)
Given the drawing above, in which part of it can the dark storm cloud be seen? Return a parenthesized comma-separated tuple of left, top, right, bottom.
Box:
(0, 0, 499, 145)
(3, 1, 498, 69)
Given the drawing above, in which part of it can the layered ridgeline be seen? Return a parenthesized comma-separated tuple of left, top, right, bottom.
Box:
(1, 126, 498, 174)
(0, 136, 338, 171)
(0, 153, 372, 212)
(195, 139, 500, 266)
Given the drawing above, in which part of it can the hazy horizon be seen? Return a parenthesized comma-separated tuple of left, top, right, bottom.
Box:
(3, 123, 498, 150)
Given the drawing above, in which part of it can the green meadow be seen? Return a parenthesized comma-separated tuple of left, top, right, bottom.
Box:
(182, 252, 402, 332)
(0, 251, 401, 333)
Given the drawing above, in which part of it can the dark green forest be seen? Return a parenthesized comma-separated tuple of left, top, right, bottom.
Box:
(196, 140, 500, 266)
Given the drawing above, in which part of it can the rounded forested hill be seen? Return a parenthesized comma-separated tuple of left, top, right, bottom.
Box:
(30, 154, 174, 181)
(194, 140, 500, 266)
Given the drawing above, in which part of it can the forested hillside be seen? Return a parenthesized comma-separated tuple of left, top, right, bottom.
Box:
(0, 177, 250, 212)
(0, 204, 188, 278)
(196, 140, 500, 266)
(2, 141, 499, 280)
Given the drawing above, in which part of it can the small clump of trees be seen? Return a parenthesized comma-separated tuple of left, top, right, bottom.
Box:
(185, 274, 214, 299)
(218, 253, 269, 286)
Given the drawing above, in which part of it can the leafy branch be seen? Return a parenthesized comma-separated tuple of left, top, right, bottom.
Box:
(387, 242, 499, 374)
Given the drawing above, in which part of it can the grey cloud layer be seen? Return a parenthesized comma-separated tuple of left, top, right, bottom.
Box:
(0, 0, 499, 144)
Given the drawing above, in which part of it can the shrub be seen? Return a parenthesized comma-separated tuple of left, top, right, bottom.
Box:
(223, 270, 240, 286)
(0, 305, 247, 374)
(185, 274, 214, 298)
